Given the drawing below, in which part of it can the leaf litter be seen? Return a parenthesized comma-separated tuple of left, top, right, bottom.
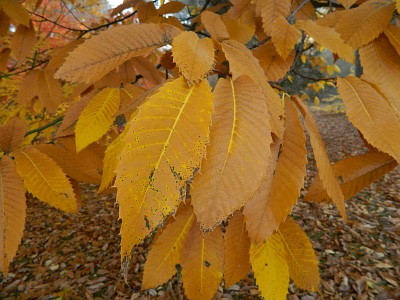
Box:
(1, 111, 399, 299)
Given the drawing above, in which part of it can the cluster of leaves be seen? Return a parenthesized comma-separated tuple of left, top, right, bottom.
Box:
(1, 0, 400, 299)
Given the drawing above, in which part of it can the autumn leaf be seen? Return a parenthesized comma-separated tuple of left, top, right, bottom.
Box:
(115, 77, 213, 261)
(37, 69, 64, 113)
(0, 156, 26, 274)
(221, 9, 255, 44)
(271, 16, 301, 60)
(337, 0, 357, 9)
(16, 70, 39, 106)
(1, 0, 30, 27)
(201, 11, 230, 42)
(259, 0, 291, 36)
(384, 24, 400, 56)
(0, 117, 28, 153)
(10, 22, 35, 61)
(157, 1, 186, 15)
(191, 76, 272, 230)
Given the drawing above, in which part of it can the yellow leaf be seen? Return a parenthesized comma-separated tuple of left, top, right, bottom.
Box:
(335, 0, 395, 49)
(244, 100, 307, 242)
(115, 77, 213, 261)
(337, 76, 400, 163)
(75, 88, 120, 152)
(305, 152, 398, 202)
(192, 76, 272, 230)
(271, 16, 301, 59)
(296, 20, 354, 63)
(181, 224, 224, 300)
(172, 32, 215, 84)
(142, 203, 195, 289)
(278, 217, 320, 291)
(0, 155, 26, 274)
(201, 11, 230, 42)
(37, 69, 64, 113)
(314, 96, 320, 106)
(55, 23, 181, 83)
(12, 148, 77, 213)
(224, 212, 250, 287)
(259, 0, 291, 36)
(293, 97, 347, 220)
(250, 233, 289, 300)
(384, 24, 400, 56)
(301, 54, 307, 64)
(157, 1, 186, 15)
(397, 0, 400, 12)
(327, 65, 335, 76)
(359, 34, 400, 116)
(221, 40, 284, 138)
(0, 117, 28, 153)
(222, 9, 255, 44)
(10, 22, 36, 61)
(1, 0, 30, 27)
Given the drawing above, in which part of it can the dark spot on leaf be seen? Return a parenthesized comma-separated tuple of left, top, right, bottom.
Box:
(204, 261, 210, 268)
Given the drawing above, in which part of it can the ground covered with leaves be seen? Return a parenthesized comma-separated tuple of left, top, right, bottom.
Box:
(1, 112, 399, 300)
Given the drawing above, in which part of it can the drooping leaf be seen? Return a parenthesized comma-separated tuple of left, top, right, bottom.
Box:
(192, 76, 271, 230)
(293, 97, 347, 220)
(37, 69, 64, 113)
(221, 9, 256, 44)
(335, 0, 395, 49)
(115, 77, 213, 261)
(75, 88, 120, 152)
(172, 31, 215, 84)
(271, 16, 301, 59)
(16, 70, 39, 106)
(55, 23, 181, 83)
(1, 0, 30, 27)
(306, 152, 398, 202)
(137, 1, 158, 23)
(244, 100, 307, 242)
(250, 232, 289, 300)
(130, 57, 164, 85)
(0, 10, 10, 37)
(359, 34, 400, 116)
(224, 212, 251, 287)
(0, 47, 11, 72)
(221, 39, 284, 138)
(181, 223, 224, 300)
(0, 155, 26, 274)
(296, 19, 354, 63)
(278, 217, 320, 291)
(12, 148, 77, 213)
(10, 22, 36, 61)
(384, 24, 400, 56)
(201, 11, 230, 42)
(142, 203, 196, 289)
(337, 76, 400, 163)
(259, 0, 291, 36)
(157, 1, 186, 15)
(0, 117, 28, 153)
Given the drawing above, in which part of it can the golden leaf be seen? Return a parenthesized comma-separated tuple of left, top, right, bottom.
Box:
(230, 0, 251, 18)
(157, 1, 186, 15)
(37, 69, 64, 113)
(55, 23, 181, 83)
(337, 76, 400, 163)
(293, 97, 347, 220)
(221, 40, 284, 138)
(250, 232, 289, 300)
(224, 212, 250, 287)
(201, 11, 230, 42)
(46, 39, 84, 71)
(259, 0, 291, 36)
(0, 117, 28, 153)
(337, 0, 358, 9)
(75, 88, 120, 152)
(271, 16, 301, 59)
(10, 22, 36, 61)
(0, 156, 26, 274)
(192, 76, 272, 230)
(16, 70, 39, 106)
(221, 9, 255, 44)
(137, 1, 158, 23)
(12, 148, 77, 213)
(278, 217, 320, 291)
(335, 0, 395, 49)
(384, 24, 400, 56)
(296, 20, 354, 63)
(130, 56, 164, 85)
(172, 31, 215, 84)
(142, 203, 195, 289)
(1, 0, 30, 27)
(181, 224, 224, 300)
(252, 41, 295, 81)
(359, 34, 400, 116)
(244, 100, 307, 242)
(305, 152, 398, 202)
(0, 10, 10, 37)
(291, 0, 316, 20)
(0, 47, 10, 73)
(115, 77, 213, 261)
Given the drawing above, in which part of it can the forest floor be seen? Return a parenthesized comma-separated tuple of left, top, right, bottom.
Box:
(1, 112, 399, 300)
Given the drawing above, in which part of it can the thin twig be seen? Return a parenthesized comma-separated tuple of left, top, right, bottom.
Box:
(24, 116, 65, 137)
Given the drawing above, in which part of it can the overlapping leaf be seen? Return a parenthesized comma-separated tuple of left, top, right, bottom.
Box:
(384, 24, 400, 56)
(271, 16, 301, 60)
(201, 11, 229, 42)
(0, 0, 30, 27)
(337, 76, 400, 163)
(259, 0, 291, 36)
(305, 152, 398, 202)
(75, 88, 120, 152)
(12, 148, 77, 213)
(224, 212, 250, 287)
(37, 69, 64, 113)
(293, 97, 347, 220)
(157, 1, 185, 15)
(250, 233, 289, 300)
(172, 31, 215, 84)
(278, 217, 320, 291)
(55, 23, 181, 83)
(16, 70, 39, 106)
(0, 156, 26, 274)
(142, 203, 195, 289)
(221, 9, 255, 44)
(115, 77, 213, 261)
(191, 76, 272, 230)
(337, 0, 357, 9)
(0, 117, 27, 153)
(244, 100, 306, 242)
(10, 22, 35, 61)
(181, 224, 224, 300)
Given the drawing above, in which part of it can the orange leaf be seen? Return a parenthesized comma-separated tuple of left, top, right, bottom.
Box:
(201, 11, 230, 42)
(16, 70, 39, 106)
(0, 117, 28, 153)
(222, 9, 255, 44)
(37, 69, 64, 113)
(271, 16, 301, 59)
(337, 0, 358, 9)
(10, 22, 36, 61)
(0, 47, 11, 73)
(130, 56, 164, 85)
(137, 0, 158, 23)
(157, 1, 186, 15)
(384, 24, 400, 56)
(1, 0, 30, 27)
(259, 0, 291, 36)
